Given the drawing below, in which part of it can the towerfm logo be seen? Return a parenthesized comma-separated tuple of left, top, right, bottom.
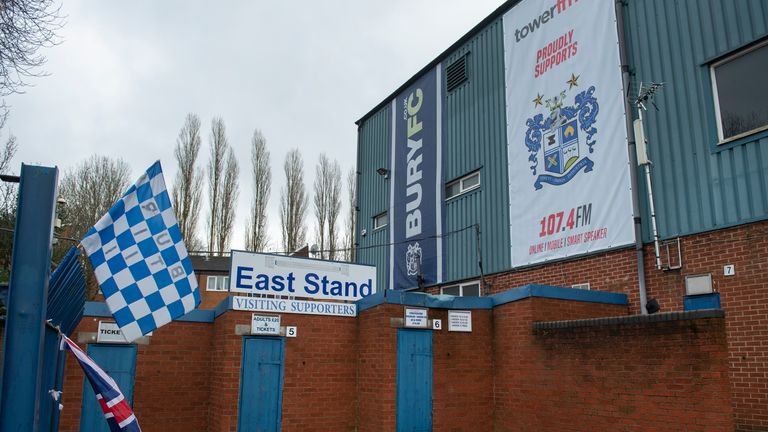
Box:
(512, 0, 580, 43)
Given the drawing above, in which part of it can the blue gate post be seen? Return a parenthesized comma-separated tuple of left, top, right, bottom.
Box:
(0, 164, 58, 431)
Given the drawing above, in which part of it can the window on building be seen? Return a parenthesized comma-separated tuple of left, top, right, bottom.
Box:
(711, 39, 768, 142)
(571, 282, 590, 290)
(373, 211, 388, 230)
(446, 171, 480, 200)
(441, 281, 481, 297)
(206, 275, 230, 292)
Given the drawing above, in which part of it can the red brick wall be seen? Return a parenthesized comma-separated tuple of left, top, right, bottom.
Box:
(485, 248, 640, 307)
(207, 310, 358, 432)
(356, 305, 495, 432)
(461, 220, 768, 431)
(431, 308, 494, 432)
(58, 317, 213, 432)
(642, 223, 768, 432)
(357, 304, 399, 432)
(197, 273, 230, 310)
(493, 297, 734, 431)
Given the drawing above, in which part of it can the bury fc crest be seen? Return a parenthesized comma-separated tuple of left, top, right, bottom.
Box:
(405, 242, 422, 277)
(525, 74, 599, 190)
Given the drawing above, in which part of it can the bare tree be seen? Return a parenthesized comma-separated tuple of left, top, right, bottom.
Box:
(280, 149, 308, 254)
(216, 148, 239, 254)
(0, 135, 19, 283)
(172, 113, 204, 251)
(0, 134, 18, 218)
(245, 129, 271, 251)
(207, 117, 227, 254)
(342, 168, 357, 262)
(326, 160, 342, 260)
(313, 154, 331, 258)
(313, 156, 342, 260)
(58, 155, 131, 240)
(0, 0, 63, 97)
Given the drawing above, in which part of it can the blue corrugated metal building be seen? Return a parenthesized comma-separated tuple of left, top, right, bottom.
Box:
(354, 1, 768, 430)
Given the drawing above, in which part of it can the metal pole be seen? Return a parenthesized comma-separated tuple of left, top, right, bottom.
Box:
(614, 0, 649, 314)
(638, 109, 663, 270)
(474, 224, 486, 295)
(0, 164, 58, 431)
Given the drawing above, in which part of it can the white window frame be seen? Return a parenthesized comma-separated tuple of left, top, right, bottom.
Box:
(445, 171, 480, 200)
(373, 211, 388, 230)
(206, 275, 229, 292)
(440, 280, 481, 297)
(710, 38, 768, 143)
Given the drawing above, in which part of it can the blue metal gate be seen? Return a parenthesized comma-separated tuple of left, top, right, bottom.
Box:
(238, 337, 285, 432)
(80, 344, 137, 432)
(396, 329, 433, 432)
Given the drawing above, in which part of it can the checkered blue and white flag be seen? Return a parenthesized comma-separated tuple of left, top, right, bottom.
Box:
(81, 161, 200, 342)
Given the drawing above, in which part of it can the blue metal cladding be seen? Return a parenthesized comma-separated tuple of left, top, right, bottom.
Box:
(442, 19, 510, 282)
(357, 0, 768, 287)
(356, 106, 392, 290)
(356, 18, 510, 287)
(396, 329, 433, 432)
(47, 246, 86, 335)
(80, 344, 137, 432)
(238, 337, 285, 432)
(623, 0, 768, 240)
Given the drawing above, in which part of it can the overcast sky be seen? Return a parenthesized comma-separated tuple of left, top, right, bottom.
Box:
(4, 0, 504, 251)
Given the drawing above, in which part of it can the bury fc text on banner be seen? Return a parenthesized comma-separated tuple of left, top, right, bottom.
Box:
(503, 0, 635, 267)
(389, 64, 444, 290)
(81, 161, 200, 342)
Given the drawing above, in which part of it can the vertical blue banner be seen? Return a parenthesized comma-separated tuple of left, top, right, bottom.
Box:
(389, 65, 443, 291)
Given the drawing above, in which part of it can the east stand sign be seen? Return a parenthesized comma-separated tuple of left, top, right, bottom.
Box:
(228, 251, 376, 317)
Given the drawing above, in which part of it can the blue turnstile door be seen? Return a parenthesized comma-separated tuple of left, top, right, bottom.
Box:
(80, 344, 137, 432)
(238, 337, 285, 432)
(396, 329, 433, 432)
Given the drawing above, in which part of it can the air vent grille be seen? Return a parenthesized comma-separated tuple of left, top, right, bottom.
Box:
(446, 54, 469, 92)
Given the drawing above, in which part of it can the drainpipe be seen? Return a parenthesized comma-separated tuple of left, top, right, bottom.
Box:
(615, 0, 649, 314)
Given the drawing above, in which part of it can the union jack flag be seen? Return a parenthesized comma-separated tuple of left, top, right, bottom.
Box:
(61, 336, 141, 431)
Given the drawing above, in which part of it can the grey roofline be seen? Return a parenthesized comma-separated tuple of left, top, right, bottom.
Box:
(354, 0, 519, 126)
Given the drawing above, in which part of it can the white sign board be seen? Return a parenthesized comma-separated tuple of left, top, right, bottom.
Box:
(251, 314, 281, 336)
(448, 310, 472, 332)
(404, 308, 429, 328)
(233, 296, 356, 317)
(230, 250, 377, 301)
(97, 321, 129, 343)
(503, 0, 634, 267)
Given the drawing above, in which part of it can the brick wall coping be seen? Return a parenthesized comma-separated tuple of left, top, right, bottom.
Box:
(84, 301, 215, 323)
(493, 284, 628, 306)
(532, 308, 725, 331)
(84, 284, 628, 322)
(357, 284, 628, 312)
(357, 289, 494, 312)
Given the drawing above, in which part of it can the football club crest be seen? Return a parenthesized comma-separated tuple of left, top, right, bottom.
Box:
(405, 242, 423, 276)
(525, 74, 599, 190)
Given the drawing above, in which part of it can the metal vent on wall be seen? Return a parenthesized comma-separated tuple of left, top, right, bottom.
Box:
(446, 54, 469, 92)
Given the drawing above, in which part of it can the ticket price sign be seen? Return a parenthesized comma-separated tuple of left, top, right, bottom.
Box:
(448, 310, 472, 332)
(251, 314, 281, 336)
(404, 308, 429, 328)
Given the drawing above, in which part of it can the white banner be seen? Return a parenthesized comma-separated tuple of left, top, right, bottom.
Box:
(229, 250, 376, 301)
(232, 296, 357, 317)
(503, 0, 634, 267)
